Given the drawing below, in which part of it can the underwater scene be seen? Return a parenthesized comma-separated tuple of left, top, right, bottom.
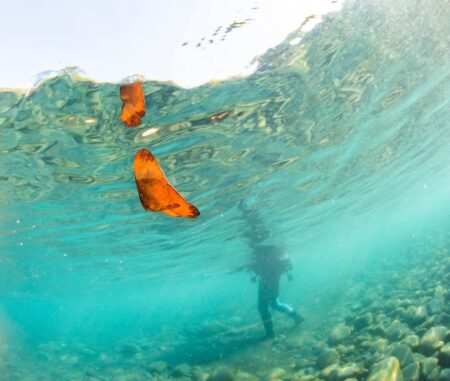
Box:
(1, 0, 450, 380)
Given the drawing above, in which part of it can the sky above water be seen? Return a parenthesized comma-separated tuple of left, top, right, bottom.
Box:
(0, 0, 343, 89)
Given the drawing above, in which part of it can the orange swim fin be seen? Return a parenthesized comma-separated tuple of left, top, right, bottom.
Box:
(120, 82, 146, 127)
(133, 148, 200, 218)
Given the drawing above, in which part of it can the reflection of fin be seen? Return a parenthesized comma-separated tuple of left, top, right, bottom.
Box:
(210, 111, 230, 121)
(133, 149, 200, 218)
(120, 83, 146, 127)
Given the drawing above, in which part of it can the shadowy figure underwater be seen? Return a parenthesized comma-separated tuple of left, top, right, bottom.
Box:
(232, 245, 304, 338)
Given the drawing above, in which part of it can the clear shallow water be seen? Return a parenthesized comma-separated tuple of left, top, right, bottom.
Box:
(1, 0, 450, 380)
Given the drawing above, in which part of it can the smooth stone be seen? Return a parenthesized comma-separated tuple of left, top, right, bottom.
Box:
(360, 339, 374, 351)
(208, 367, 236, 381)
(355, 333, 372, 347)
(438, 313, 450, 327)
(402, 362, 420, 381)
(236, 371, 259, 381)
(413, 352, 427, 362)
(369, 322, 387, 336)
(421, 316, 437, 329)
(320, 364, 339, 379)
(389, 343, 414, 367)
(419, 326, 447, 355)
(296, 376, 316, 381)
(367, 357, 403, 381)
(427, 298, 445, 315)
(295, 359, 310, 369)
(80, 348, 97, 358)
(439, 369, 450, 381)
(336, 344, 355, 355)
(421, 357, 439, 378)
(285, 336, 304, 349)
(336, 364, 361, 379)
(174, 363, 192, 378)
(329, 324, 352, 344)
(372, 338, 389, 353)
(438, 343, 450, 367)
(316, 349, 340, 370)
(407, 306, 428, 324)
(403, 335, 420, 349)
(192, 367, 209, 381)
(267, 368, 286, 380)
(434, 285, 447, 298)
(148, 360, 168, 373)
(119, 343, 139, 356)
(353, 313, 373, 329)
(386, 320, 407, 341)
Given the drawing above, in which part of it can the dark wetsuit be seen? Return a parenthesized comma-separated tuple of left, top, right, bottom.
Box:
(249, 246, 300, 338)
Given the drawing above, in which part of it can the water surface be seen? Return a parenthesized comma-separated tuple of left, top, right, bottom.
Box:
(0, 0, 449, 379)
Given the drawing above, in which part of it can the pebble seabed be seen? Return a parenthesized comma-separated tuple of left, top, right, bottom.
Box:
(1, 233, 449, 381)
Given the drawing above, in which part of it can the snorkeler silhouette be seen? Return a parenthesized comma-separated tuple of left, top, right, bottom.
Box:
(232, 197, 304, 338)
(232, 245, 303, 338)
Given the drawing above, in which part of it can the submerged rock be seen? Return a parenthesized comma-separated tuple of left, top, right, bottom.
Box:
(427, 297, 445, 315)
(386, 320, 407, 341)
(353, 313, 373, 329)
(336, 344, 355, 356)
(438, 343, 450, 367)
(369, 323, 387, 337)
(406, 306, 428, 324)
(235, 371, 258, 381)
(388, 343, 414, 367)
(285, 336, 304, 349)
(371, 338, 389, 353)
(316, 349, 340, 369)
(174, 363, 192, 378)
(421, 357, 440, 379)
(267, 368, 286, 380)
(329, 324, 352, 344)
(418, 326, 447, 355)
(403, 335, 420, 349)
(148, 360, 168, 374)
(402, 361, 420, 381)
(208, 367, 236, 381)
(119, 343, 139, 356)
(439, 369, 450, 381)
(367, 357, 403, 381)
(320, 364, 340, 380)
(335, 363, 362, 379)
(295, 358, 311, 370)
(192, 367, 209, 381)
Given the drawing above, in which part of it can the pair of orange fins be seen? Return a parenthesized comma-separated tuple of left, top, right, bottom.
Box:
(120, 83, 199, 218)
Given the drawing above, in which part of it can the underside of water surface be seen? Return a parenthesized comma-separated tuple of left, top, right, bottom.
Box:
(0, 0, 450, 380)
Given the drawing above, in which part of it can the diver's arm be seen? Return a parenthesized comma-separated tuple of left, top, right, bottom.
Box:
(228, 261, 258, 275)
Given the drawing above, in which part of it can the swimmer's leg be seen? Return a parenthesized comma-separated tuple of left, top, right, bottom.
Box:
(271, 297, 294, 314)
(271, 298, 304, 326)
(258, 286, 275, 338)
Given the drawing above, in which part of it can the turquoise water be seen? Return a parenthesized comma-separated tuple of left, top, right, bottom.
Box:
(1, 0, 450, 380)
